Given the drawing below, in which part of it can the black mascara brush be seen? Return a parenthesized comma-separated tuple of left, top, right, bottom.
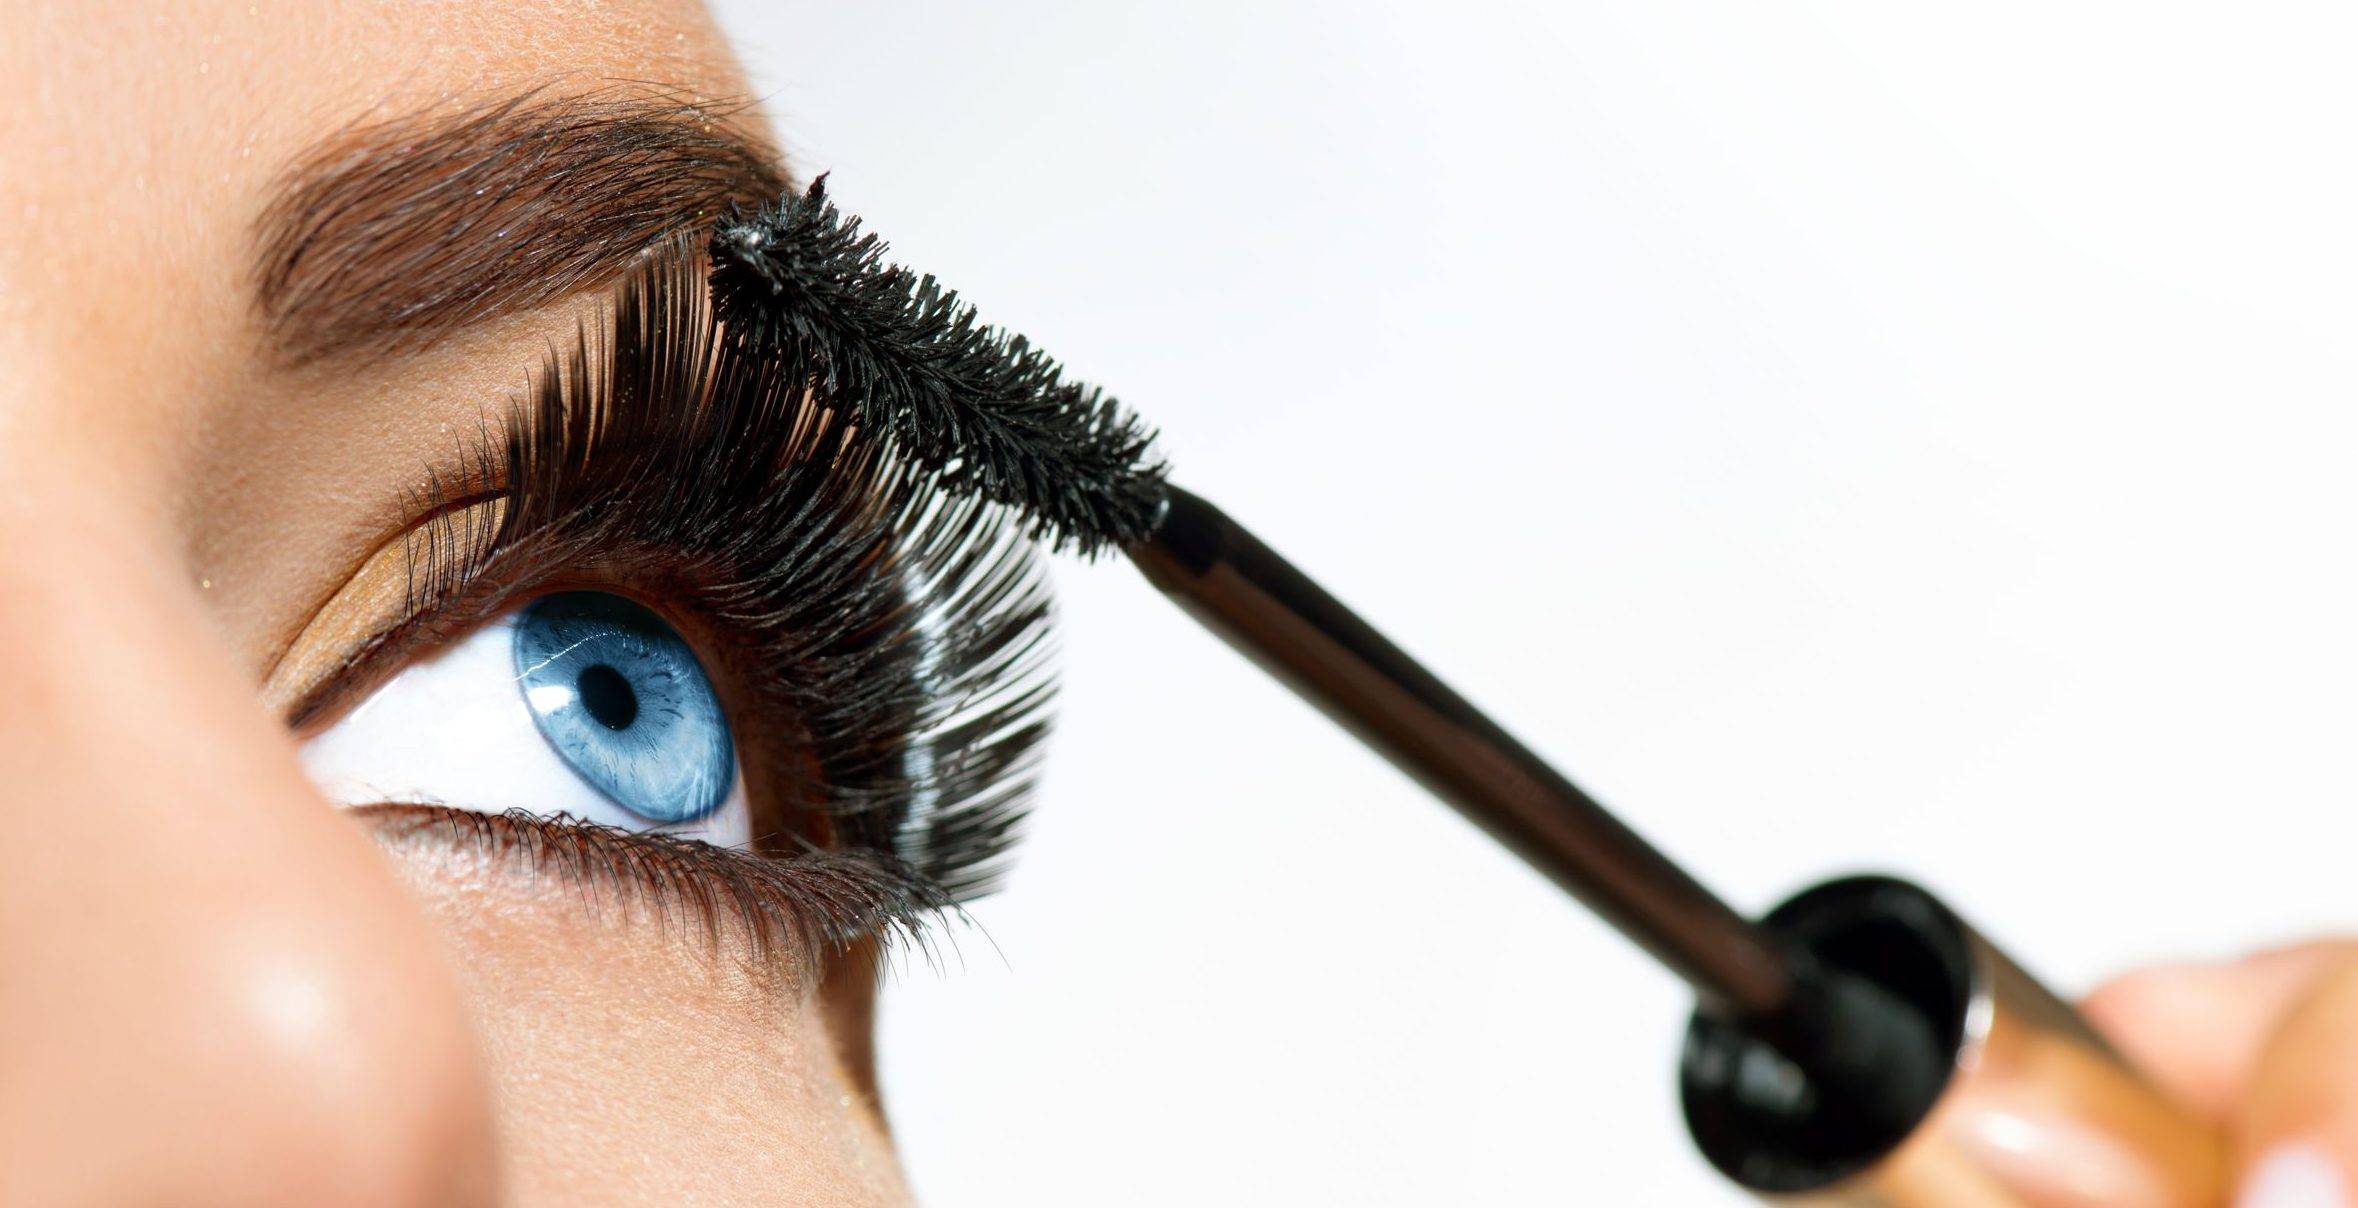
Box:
(709, 180, 2221, 1205)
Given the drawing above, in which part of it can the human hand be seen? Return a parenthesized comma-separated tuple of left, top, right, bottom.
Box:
(2087, 942, 2358, 1207)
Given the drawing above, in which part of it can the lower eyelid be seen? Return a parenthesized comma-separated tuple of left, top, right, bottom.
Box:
(349, 803, 953, 979)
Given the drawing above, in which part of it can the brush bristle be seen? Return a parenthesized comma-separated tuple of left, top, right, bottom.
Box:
(708, 177, 1167, 555)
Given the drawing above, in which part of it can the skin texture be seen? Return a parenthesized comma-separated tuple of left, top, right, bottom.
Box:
(0, 2, 905, 1204)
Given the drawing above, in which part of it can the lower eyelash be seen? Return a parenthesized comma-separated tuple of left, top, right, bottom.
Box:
(353, 804, 960, 981)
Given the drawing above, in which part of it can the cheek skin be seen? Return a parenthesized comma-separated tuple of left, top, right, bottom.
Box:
(378, 842, 912, 1207)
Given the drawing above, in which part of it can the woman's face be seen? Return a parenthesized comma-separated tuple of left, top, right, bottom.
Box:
(0, 3, 1023, 1202)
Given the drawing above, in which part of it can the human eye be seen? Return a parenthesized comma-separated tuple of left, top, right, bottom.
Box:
(302, 591, 751, 849)
(269, 236, 1054, 959)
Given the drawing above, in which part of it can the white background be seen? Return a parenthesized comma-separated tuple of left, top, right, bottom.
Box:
(712, 5, 2358, 1203)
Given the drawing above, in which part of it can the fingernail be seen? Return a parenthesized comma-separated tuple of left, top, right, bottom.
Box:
(2241, 1145, 2347, 1208)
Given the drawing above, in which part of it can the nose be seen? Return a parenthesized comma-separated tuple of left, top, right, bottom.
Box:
(0, 448, 499, 1204)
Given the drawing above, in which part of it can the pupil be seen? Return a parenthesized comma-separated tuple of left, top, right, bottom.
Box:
(576, 663, 639, 731)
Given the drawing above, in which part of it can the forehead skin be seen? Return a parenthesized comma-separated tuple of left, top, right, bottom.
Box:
(0, 3, 908, 1203)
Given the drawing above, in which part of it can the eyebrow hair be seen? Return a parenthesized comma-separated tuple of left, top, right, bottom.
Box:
(253, 87, 788, 364)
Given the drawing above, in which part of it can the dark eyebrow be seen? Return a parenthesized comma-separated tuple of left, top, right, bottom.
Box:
(253, 87, 787, 365)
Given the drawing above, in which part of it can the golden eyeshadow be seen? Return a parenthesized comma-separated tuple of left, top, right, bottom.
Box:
(266, 499, 505, 725)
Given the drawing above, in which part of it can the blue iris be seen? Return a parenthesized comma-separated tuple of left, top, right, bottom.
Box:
(513, 592, 734, 824)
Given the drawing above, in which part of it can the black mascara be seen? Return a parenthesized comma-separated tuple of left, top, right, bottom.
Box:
(709, 180, 2221, 1204)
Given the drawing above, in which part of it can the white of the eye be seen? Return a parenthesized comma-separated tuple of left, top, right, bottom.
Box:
(300, 613, 751, 849)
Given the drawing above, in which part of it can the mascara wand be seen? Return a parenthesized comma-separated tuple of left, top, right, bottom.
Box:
(711, 180, 2222, 1205)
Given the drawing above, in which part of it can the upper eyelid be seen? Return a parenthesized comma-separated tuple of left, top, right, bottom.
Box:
(269, 498, 513, 732)
(280, 537, 695, 737)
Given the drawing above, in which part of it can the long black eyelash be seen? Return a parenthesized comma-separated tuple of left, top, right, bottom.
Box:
(408, 234, 1055, 902)
(356, 805, 960, 979)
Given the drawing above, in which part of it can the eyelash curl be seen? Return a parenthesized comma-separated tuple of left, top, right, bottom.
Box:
(395, 234, 1056, 946)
